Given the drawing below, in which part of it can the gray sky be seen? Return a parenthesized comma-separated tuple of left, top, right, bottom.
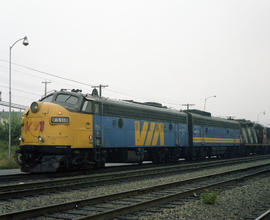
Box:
(0, 0, 269, 125)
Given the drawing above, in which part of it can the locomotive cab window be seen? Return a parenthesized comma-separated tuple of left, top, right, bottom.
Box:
(66, 96, 78, 105)
(56, 94, 78, 104)
(41, 94, 54, 103)
(82, 101, 93, 113)
(94, 103, 100, 114)
(54, 93, 81, 112)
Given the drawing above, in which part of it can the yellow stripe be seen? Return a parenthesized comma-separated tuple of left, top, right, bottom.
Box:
(193, 137, 238, 141)
(193, 137, 240, 143)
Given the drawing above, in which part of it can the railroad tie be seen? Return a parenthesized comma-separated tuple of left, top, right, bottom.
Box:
(61, 210, 88, 216)
(44, 214, 72, 220)
(92, 205, 113, 210)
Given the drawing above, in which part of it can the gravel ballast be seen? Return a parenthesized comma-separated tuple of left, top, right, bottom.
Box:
(139, 175, 270, 219)
(1, 159, 270, 217)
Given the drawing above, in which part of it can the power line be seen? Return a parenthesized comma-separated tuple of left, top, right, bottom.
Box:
(0, 84, 41, 97)
(0, 65, 90, 93)
(0, 59, 191, 108)
(1, 59, 167, 102)
(0, 59, 94, 88)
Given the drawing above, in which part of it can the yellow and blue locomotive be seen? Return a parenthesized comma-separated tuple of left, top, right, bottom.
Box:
(16, 89, 270, 172)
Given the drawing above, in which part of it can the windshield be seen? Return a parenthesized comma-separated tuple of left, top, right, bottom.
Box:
(40, 94, 54, 103)
(41, 92, 82, 112)
(55, 94, 78, 104)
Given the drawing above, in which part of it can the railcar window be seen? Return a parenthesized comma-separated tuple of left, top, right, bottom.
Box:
(41, 94, 54, 102)
(118, 118, 123, 128)
(82, 101, 93, 113)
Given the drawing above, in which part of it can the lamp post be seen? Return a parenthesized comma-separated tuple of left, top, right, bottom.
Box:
(9, 36, 29, 159)
(203, 95, 216, 111)
(257, 111, 266, 123)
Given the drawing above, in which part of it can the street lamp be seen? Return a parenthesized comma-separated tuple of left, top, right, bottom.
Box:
(203, 95, 216, 111)
(9, 36, 29, 159)
(257, 111, 266, 123)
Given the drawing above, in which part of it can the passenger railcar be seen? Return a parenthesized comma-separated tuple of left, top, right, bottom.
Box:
(16, 89, 270, 172)
(185, 111, 240, 160)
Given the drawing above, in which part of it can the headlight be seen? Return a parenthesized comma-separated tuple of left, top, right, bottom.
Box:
(51, 117, 69, 124)
(30, 102, 39, 113)
(19, 136, 24, 142)
(38, 136, 44, 142)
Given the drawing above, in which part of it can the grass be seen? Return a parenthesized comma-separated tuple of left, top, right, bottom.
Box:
(201, 190, 219, 204)
(0, 140, 19, 169)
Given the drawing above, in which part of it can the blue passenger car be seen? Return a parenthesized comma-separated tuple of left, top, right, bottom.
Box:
(184, 112, 240, 158)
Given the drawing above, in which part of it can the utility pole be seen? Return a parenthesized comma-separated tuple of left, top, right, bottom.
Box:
(182, 103, 195, 110)
(42, 80, 51, 96)
(91, 84, 109, 97)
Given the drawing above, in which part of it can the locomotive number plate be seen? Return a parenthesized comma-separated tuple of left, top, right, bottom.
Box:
(51, 117, 69, 124)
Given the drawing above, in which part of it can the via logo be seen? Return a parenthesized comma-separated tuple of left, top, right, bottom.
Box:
(134, 121, 164, 146)
(25, 121, 45, 132)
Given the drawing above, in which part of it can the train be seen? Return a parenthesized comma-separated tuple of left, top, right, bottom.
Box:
(15, 89, 270, 172)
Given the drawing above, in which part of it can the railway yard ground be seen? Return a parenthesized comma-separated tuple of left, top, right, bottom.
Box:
(1, 156, 270, 219)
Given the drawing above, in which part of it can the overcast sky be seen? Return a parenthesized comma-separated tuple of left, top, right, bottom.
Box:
(0, 0, 269, 125)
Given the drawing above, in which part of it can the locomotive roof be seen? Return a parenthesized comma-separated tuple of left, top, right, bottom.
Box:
(85, 92, 187, 122)
(84, 93, 187, 116)
(44, 90, 240, 128)
(190, 112, 240, 128)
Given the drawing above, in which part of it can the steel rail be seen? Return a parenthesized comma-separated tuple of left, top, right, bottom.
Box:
(1, 163, 270, 220)
(255, 209, 270, 220)
(0, 156, 269, 200)
(83, 168, 270, 220)
(1, 154, 269, 183)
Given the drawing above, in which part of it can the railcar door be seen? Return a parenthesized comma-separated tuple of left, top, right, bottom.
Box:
(93, 102, 102, 148)
(80, 100, 95, 148)
(176, 124, 188, 147)
(176, 124, 181, 146)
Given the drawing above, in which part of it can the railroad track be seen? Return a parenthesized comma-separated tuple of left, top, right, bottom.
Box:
(1, 161, 270, 220)
(1, 155, 269, 185)
(244, 201, 270, 220)
(255, 209, 270, 220)
(0, 163, 156, 184)
(1, 155, 270, 200)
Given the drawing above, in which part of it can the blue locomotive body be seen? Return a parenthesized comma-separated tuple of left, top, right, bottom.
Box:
(98, 116, 189, 148)
(17, 90, 270, 172)
(191, 113, 240, 147)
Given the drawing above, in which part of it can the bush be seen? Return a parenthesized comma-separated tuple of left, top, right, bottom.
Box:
(0, 140, 19, 169)
(0, 112, 22, 145)
(201, 190, 219, 204)
(0, 112, 21, 169)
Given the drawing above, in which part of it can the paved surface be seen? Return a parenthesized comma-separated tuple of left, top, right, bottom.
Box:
(0, 162, 153, 176)
(0, 169, 21, 176)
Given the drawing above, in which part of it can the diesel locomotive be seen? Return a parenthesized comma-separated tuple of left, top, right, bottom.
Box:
(16, 89, 270, 172)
